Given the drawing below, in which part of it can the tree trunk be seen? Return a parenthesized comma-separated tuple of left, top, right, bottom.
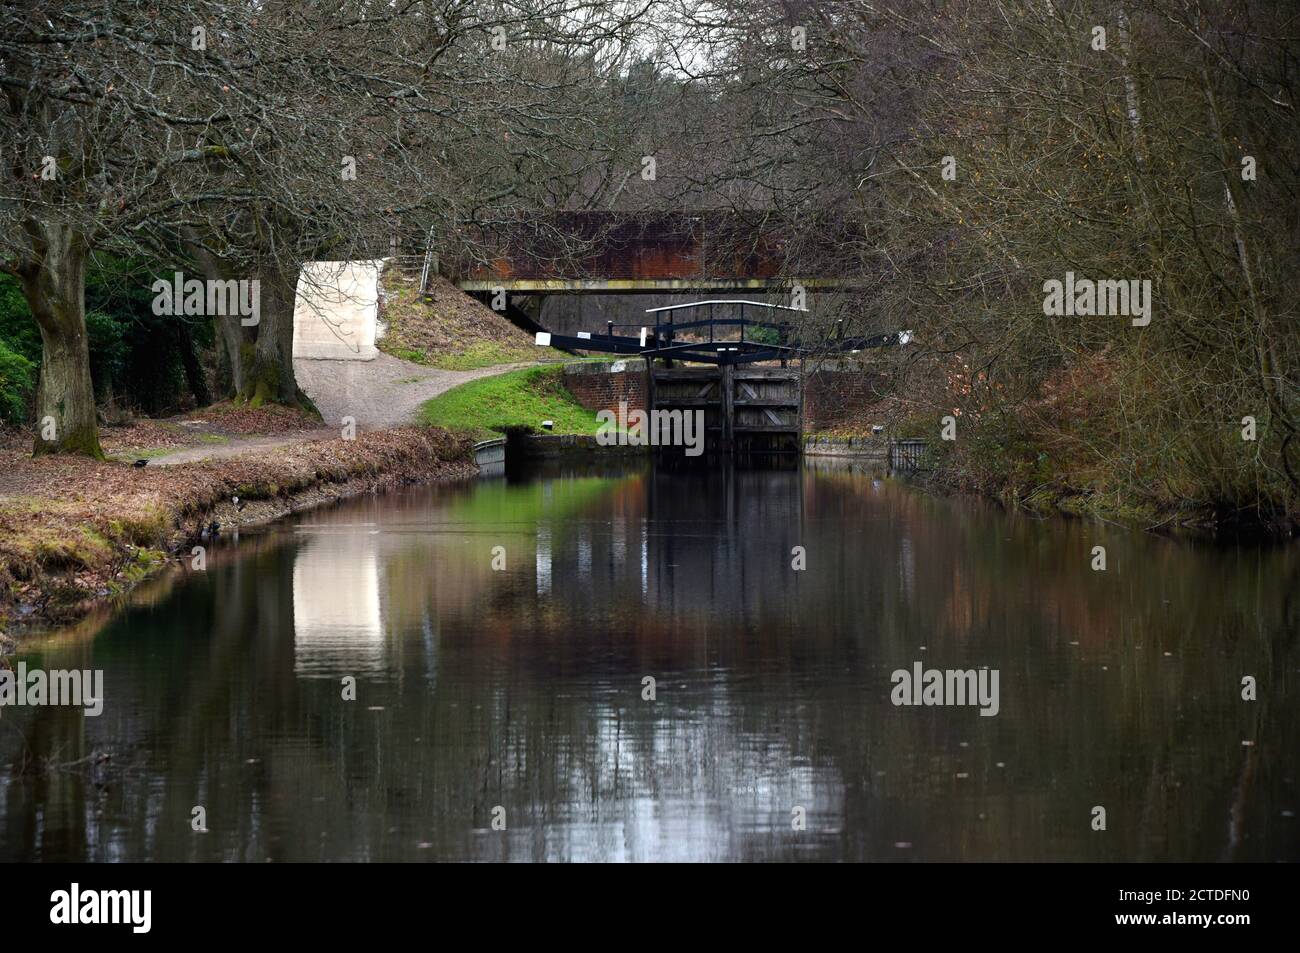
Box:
(16, 222, 102, 458)
(188, 234, 250, 401)
(174, 320, 211, 407)
(1115, 8, 1147, 169)
(1200, 63, 1298, 493)
(196, 252, 313, 413)
(245, 266, 301, 408)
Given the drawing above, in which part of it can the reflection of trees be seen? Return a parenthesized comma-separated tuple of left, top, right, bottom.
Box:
(413, 468, 1300, 861)
(0, 641, 96, 858)
(0, 530, 309, 861)
(2, 469, 1297, 861)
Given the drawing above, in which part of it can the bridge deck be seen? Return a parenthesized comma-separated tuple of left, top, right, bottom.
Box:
(456, 277, 857, 294)
(447, 211, 865, 292)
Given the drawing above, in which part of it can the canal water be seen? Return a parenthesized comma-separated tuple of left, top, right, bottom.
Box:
(1, 460, 1296, 861)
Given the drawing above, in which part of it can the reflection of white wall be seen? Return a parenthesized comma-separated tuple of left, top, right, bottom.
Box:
(292, 260, 383, 360)
(293, 533, 385, 677)
(536, 526, 552, 597)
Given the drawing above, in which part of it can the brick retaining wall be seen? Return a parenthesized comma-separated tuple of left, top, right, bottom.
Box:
(562, 359, 648, 416)
(802, 368, 887, 431)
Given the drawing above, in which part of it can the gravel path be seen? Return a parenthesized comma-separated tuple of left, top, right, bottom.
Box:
(149, 354, 539, 466)
(146, 431, 338, 466)
(294, 353, 538, 431)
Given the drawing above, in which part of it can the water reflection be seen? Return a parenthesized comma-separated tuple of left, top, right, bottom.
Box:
(293, 529, 383, 678)
(1, 459, 1297, 862)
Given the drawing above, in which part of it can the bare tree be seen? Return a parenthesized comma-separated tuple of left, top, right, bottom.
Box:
(1, 0, 655, 446)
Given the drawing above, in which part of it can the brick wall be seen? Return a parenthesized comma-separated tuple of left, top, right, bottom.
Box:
(563, 359, 648, 416)
(802, 369, 887, 431)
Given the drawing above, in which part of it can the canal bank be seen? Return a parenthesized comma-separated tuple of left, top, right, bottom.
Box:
(0, 426, 474, 642)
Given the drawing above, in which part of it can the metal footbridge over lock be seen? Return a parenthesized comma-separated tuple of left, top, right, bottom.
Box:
(535, 299, 910, 453)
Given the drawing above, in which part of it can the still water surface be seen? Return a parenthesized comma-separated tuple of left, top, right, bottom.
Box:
(2, 460, 1297, 861)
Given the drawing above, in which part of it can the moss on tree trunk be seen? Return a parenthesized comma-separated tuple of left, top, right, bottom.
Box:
(17, 223, 103, 458)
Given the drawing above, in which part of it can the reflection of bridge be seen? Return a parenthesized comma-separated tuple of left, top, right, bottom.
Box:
(445, 211, 865, 294)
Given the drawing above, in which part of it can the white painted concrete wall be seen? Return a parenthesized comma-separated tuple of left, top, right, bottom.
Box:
(292, 260, 385, 361)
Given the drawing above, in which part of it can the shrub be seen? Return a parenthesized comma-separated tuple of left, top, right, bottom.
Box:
(0, 337, 35, 425)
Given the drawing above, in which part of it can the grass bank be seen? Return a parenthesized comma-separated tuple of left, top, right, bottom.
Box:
(389, 340, 538, 371)
(0, 426, 473, 641)
(419, 364, 602, 441)
(378, 272, 541, 370)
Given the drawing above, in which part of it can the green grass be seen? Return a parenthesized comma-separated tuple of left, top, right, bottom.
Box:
(422, 340, 540, 370)
(388, 340, 542, 371)
(418, 365, 602, 441)
(107, 432, 228, 462)
(390, 346, 428, 364)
